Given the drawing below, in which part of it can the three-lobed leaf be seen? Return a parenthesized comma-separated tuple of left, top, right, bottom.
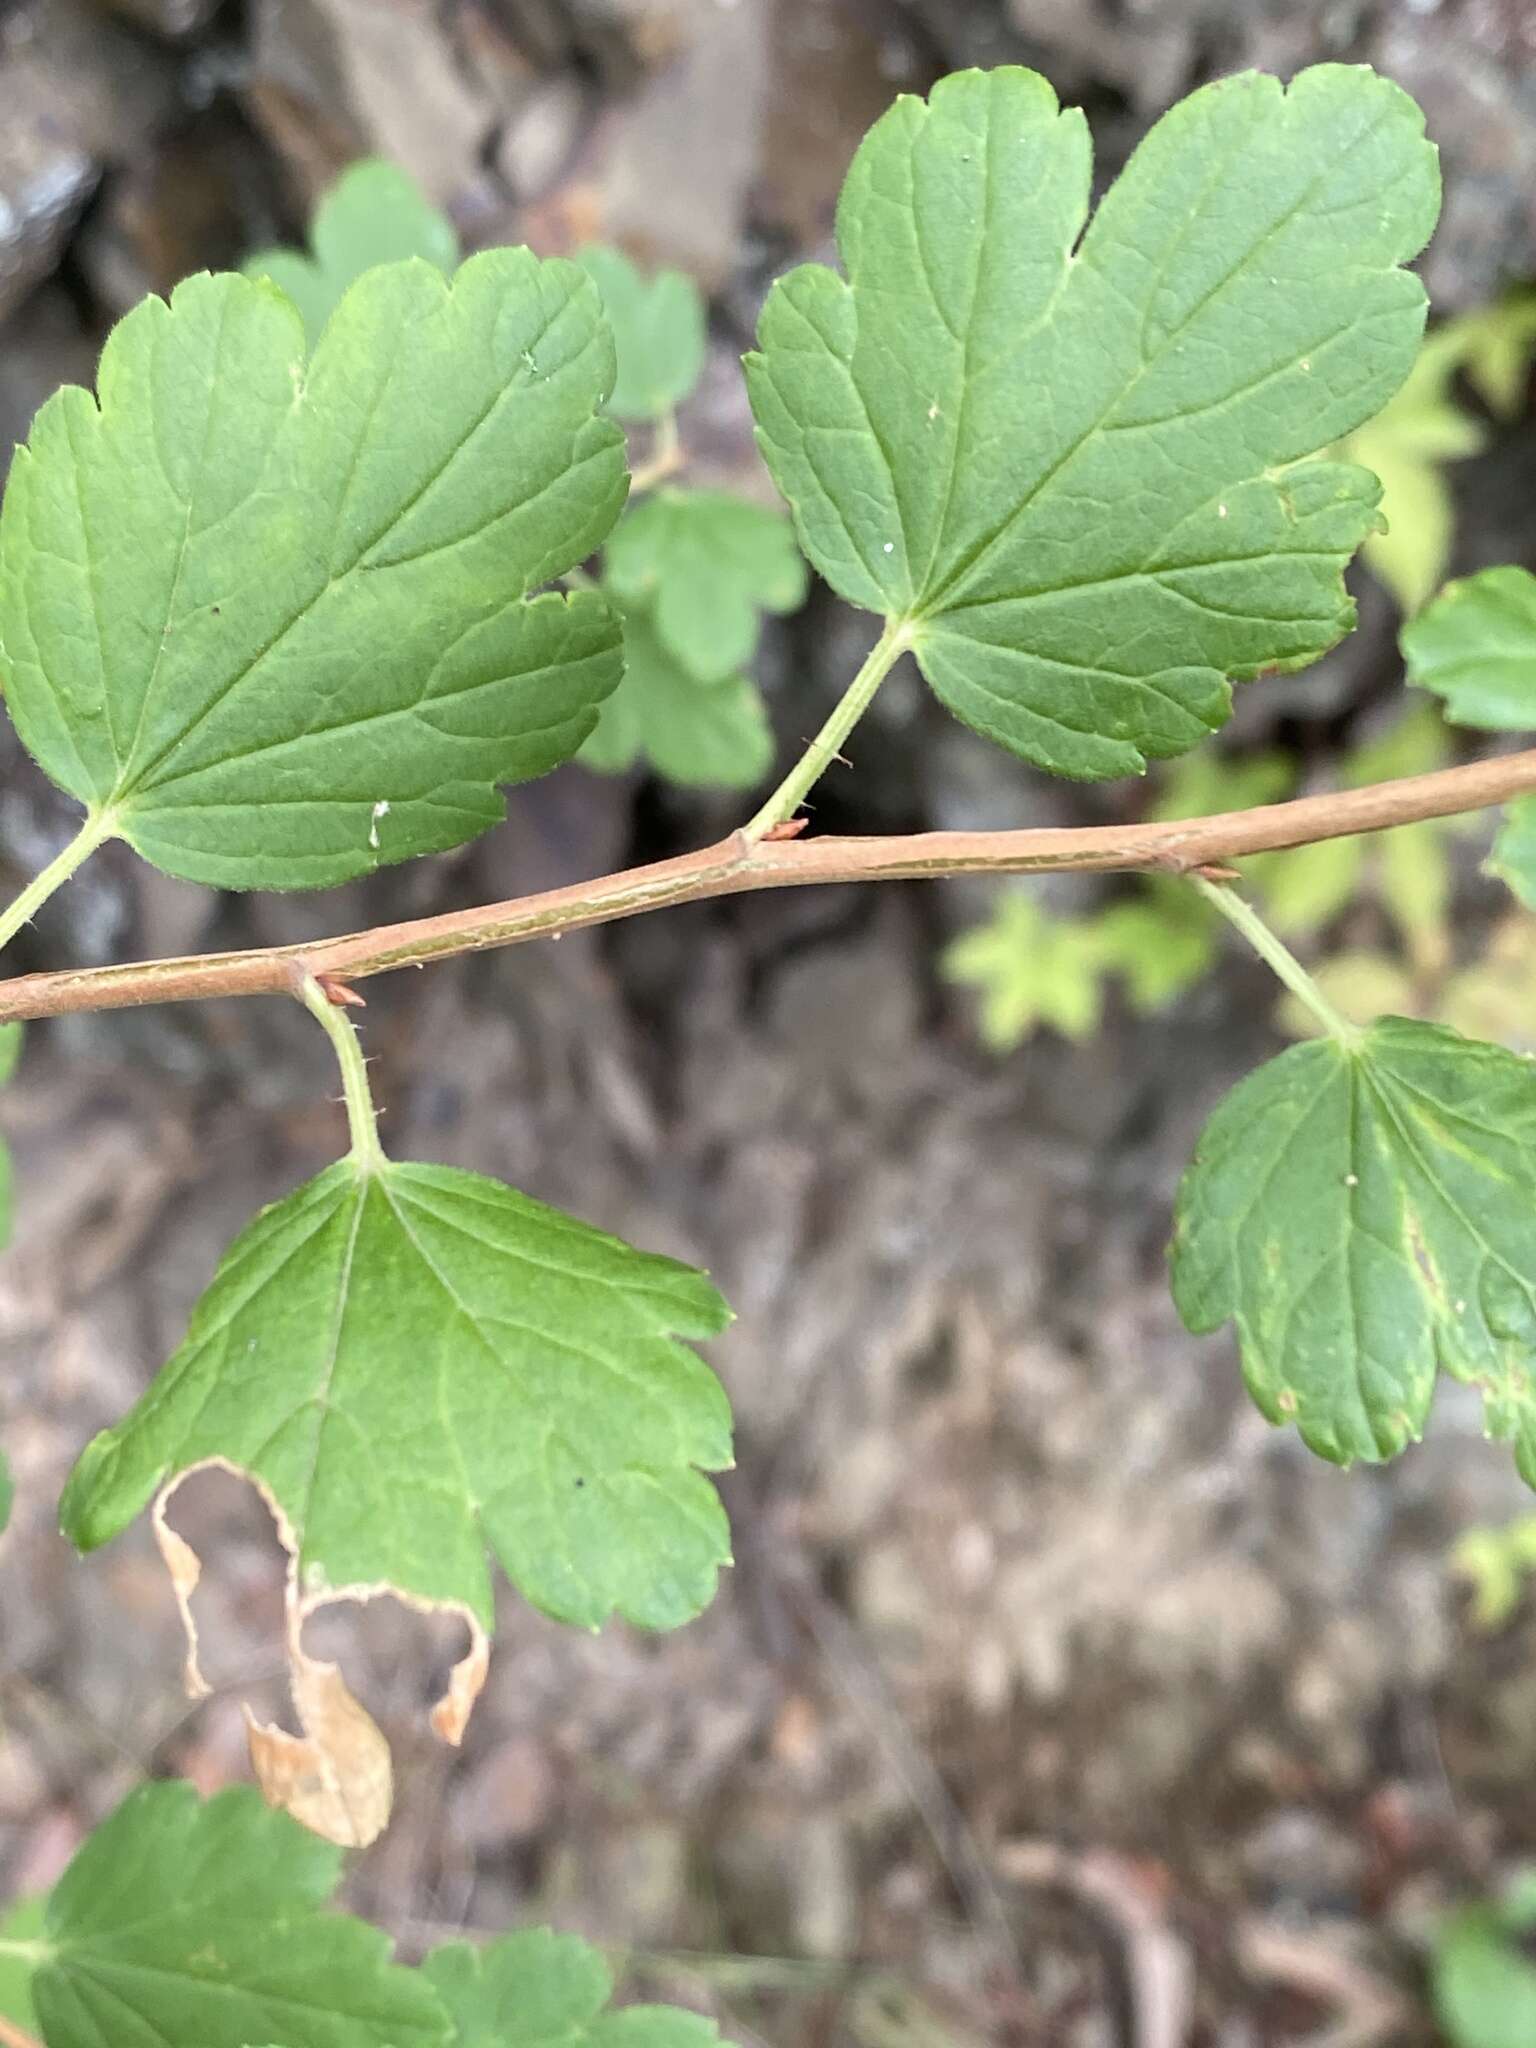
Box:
(1172, 1017, 1536, 1479)
(61, 1158, 733, 1635)
(748, 64, 1439, 778)
(423, 1930, 718, 2046)
(21, 1782, 448, 2048)
(245, 158, 459, 347)
(575, 247, 706, 422)
(0, 256, 628, 890)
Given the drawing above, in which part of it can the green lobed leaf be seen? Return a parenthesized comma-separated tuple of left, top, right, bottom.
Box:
(605, 490, 807, 682)
(581, 607, 773, 789)
(245, 158, 459, 347)
(942, 892, 1107, 1048)
(61, 1158, 733, 1635)
(21, 1781, 448, 2048)
(1171, 1017, 1536, 1479)
(423, 1929, 718, 2046)
(0, 257, 628, 891)
(746, 64, 1439, 779)
(1403, 564, 1536, 730)
(575, 247, 706, 422)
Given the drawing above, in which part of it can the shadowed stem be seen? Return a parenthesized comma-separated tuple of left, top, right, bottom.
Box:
(2, 746, 1535, 1024)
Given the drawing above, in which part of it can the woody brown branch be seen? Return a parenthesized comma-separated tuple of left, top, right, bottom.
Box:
(2, 747, 1534, 1025)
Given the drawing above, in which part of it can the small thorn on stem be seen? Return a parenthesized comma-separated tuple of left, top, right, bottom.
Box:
(315, 973, 366, 1009)
(762, 818, 810, 842)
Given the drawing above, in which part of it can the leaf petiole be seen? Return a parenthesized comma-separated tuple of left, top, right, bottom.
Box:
(0, 810, 116, 960)
(298, 974, 386, 1171)
(1192, 873, 1361, 1047)
(628, 408, 683, 495)
(743, 618, 913, 841)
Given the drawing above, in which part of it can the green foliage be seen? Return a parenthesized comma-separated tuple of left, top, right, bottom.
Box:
(1452, 1515, 1536, 1630)
(1489, 802, 1536, 913)
(747, 64, 1438, 778)
(943, 878, 1219, 1051)
(11, 1782, 449, 2048)
(1251, 708, 1457, 1029)
(1343, 292, 1536, 616)
(1404, 564, 1536, 728)
(3, 60, 1528, 2039)
(1433, 1871, 1536, 2048)
(0, 260, 628, 890)
(1149, 749, 1296, 822)
(945, 715, 1462, 1057)
(1172, 1018, 1536, 1478)
(1342, 324, 1485, 616)
(942, 891, 1110, 1046)
(583, 490, 803, 788)
(0, 1895, 45, 2033)
(424, 1930, 717, 2046)
(605, 491, 805, 683)
(0, 1785, 714, 2048)
(244, 159, 458, 346)
(575, 247, 707, 423)
(62, 1158, 733, 1634)
(1402, 566, 1536, 911)
(582, 608, 774, 788)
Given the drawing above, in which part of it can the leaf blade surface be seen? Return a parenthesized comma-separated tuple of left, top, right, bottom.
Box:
(61, 1159, 733, 1634)
(28, 1783, 448, 2048)
(0, 256, 628, 889)
(1172, 1017, 1536, 1479)
(747, 64, 1439, 777)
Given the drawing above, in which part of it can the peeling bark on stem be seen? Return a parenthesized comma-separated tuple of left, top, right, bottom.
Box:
(2, 748, 1535, 1024)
